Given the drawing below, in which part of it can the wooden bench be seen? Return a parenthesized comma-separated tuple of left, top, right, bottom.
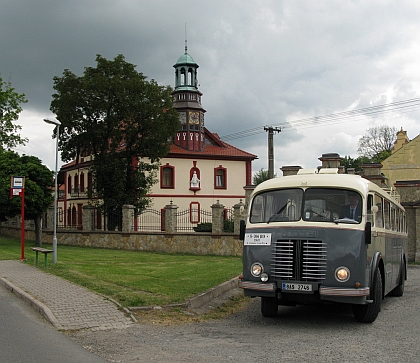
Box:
(30, 247, 54, 267)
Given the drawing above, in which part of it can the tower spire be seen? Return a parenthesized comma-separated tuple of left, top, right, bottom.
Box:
(185, 23, 187, 53)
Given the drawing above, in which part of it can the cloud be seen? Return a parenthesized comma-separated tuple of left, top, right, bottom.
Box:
(1, 0, 420, 172)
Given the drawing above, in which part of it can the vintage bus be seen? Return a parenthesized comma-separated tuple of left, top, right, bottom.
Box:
(239, 168, 407, 323)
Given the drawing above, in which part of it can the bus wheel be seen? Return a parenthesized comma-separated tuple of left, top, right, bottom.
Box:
(261, 297, 278, 317)
(352, 268, 382, 323)
(390, 261, 405, 297)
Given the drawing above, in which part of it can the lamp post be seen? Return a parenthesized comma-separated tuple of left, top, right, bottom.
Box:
(43, 118, 61, 264)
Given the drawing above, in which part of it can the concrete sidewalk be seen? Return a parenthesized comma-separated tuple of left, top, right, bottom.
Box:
(0, 260, 241, 331)
(0, 260, 134, 331)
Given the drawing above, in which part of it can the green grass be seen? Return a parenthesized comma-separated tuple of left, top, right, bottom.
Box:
(0, 234, 242, 307)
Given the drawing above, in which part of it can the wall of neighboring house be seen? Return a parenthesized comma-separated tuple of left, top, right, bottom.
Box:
(381, 134, 420, 188)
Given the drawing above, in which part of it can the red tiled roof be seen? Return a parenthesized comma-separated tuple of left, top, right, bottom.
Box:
(60, 128, 257, 171)
(168, 141, 257, 159)
(167, 129, 257, 159)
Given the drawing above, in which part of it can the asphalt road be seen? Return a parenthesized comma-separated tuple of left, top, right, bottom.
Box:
(68, 265, 420, 363)
(0, 285, 108, 363)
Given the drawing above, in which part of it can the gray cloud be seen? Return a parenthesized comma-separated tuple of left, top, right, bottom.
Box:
(2, 0, 420, 172)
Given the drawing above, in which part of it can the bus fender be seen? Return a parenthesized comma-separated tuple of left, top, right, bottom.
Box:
(369, 252, 383, 302)
(397, 253, 407, 283)
(239, 220, 246, 241)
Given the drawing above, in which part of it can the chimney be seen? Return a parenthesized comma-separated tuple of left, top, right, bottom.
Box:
(361, 163, 383, 187)
(280, 166, 302, 176)
(318, 153, 342, 169)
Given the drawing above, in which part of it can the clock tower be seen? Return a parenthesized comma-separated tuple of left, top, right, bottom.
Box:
(172, 41, 206, 151)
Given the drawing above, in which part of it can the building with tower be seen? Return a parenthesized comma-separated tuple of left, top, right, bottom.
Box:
(56, 45, 257, 227)
(149, 44, 257, 212)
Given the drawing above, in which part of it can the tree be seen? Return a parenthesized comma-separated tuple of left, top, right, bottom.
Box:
(0, 150, 54, 246)
(50, 54, 180, 220)
(357, 126, 397, 162)
(253, 168, 275, 185)
(0, 75, 28, 150)
(341, 155, 371, 173)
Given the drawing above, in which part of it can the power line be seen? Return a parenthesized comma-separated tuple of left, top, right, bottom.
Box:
(220, 98, 420, 141)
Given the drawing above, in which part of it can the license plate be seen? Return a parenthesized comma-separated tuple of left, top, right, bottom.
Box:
(281, 283, 312, 292)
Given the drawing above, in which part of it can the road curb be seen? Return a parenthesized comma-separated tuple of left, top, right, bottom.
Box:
(0, 277, 64, 330)
(187, 275, 240, 310)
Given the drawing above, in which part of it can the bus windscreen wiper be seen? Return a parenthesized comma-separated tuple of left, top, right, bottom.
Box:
(267, 203, 288, 223)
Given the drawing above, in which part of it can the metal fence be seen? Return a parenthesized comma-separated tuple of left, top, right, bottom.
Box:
(133, 208, 165, 231)
(175, 208, 212, 232)
(223, 207, 234, 233)
(57, 208, 82, 230)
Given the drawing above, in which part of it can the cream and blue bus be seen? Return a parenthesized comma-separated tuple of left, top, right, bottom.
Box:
(239, 168, 407, 323)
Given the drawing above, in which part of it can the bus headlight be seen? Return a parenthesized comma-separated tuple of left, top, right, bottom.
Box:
(335, 266, 350, 282)
(251, 263, 264, 277)
(260, 273, 269, 282)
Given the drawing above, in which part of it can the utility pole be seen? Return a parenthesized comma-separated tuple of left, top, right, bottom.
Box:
(264, 126, 282, 179)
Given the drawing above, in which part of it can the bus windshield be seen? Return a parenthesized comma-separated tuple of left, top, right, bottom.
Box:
(249, 188, 362, 224)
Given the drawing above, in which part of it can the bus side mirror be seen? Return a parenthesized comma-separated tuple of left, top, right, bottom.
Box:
(239, 219, 246, 241)
(365, 222, 372, 245)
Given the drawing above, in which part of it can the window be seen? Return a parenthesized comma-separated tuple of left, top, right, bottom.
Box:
(74, 174, 79, 193)
(214, 166, 227, 189)
(80, 172, 85, 192)
(67, 175, 71, 194)
(160, 164, 174, 188)
(250, 189, 303, 223)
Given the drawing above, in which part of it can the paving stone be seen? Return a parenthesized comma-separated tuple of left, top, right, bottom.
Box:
(0, 260, 133, 331)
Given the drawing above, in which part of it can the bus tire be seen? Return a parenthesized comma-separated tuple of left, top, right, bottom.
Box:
(390, 261, 405, 297)
(352, 268, 382, 323)
(261, 297, 278, 317)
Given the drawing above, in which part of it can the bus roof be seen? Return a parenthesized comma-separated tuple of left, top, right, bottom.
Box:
(253, 169, 402, 206)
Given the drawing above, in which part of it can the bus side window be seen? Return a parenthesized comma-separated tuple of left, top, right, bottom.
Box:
(374, 195, 384, 228)
(383, 200, 390, 229)
(367, 194, 373, 224)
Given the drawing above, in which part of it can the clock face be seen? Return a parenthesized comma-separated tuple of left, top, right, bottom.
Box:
(189, 111, 200, 124)
(179, 112, 186, 124)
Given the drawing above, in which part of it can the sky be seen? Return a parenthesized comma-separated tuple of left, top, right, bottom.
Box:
(2, 0, 420, 175)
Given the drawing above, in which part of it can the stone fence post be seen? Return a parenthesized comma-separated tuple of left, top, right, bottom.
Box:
(82, 205, 95, 231)
(211, 201, 225, 234)
(165, 203, 178, 233)
(47, 206, 54, 231)
(233, 200, 246, 234)
(122, 205, 135, 233)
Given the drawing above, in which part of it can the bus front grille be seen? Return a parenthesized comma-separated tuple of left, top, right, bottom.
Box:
(271, 239, 327, 282)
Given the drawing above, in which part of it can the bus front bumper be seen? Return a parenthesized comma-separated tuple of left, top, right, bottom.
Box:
(239, 281, 369, 297)
(319, 286, 370, 297)
(238, 280, 276, 292)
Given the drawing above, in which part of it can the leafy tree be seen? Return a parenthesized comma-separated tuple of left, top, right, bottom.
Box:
(0, 75, 28, 150)
(0, 150, 54, 246)
(253, 168, 275, 185)
(50, 54, 180, 222)
(341, 155, 371, 173)
(357, 125, 396, 162)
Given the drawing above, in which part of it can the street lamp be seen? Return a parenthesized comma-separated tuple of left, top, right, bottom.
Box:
(43, 118, 61, 264)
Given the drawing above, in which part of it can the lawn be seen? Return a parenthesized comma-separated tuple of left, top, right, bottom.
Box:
(0, 234, 243, 307)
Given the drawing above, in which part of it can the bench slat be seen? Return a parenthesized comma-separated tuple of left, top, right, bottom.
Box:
(30, 247, 54, 253)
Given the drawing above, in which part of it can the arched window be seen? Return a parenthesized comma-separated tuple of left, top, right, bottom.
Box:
(74, 174, 79, 193)
(80, 172, 85, 192)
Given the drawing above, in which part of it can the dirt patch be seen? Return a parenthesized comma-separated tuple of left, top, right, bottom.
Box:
(130, 294, 252, 326)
